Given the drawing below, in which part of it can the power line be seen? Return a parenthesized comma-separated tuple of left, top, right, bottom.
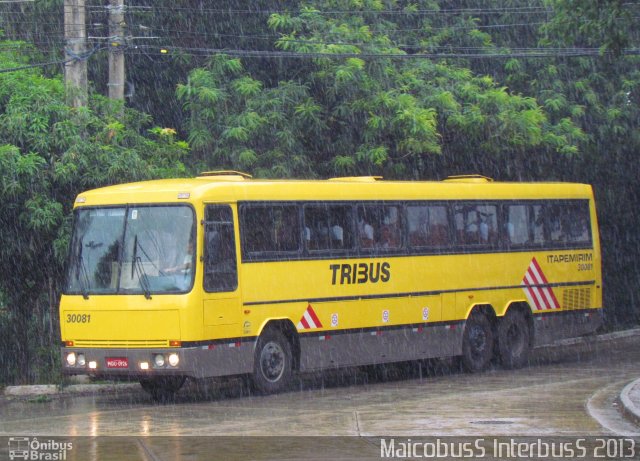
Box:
(110, 5, 553, 15)
(130, 44, 640, 60)
(0, 57, 72, 73)
(0, 45, 105, 74)
(125, 20, 547, 43)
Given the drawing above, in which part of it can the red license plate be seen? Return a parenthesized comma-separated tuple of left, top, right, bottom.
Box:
(106, 357, 129, 369)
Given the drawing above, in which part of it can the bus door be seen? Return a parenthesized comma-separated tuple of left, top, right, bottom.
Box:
(202, 204, 241, 338)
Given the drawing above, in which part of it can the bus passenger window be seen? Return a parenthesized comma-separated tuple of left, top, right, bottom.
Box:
(358, 216, 373, 248)
(330, 225, 344, 247)
(407, 204, 450, 249)
(454, 204, 497, 247)
(358, 219, 374, 248)
(546, 204, 565, 243)
(358, 204, 401, 250)
(204, 205, 237, 292)
(543, 201, 591, 246)
(304, 205, 353, 252)
(531, 205, 545, 245)
(240, 205, 300, 255)
(505, 205, 529, 246)
(565, 202, 591, 243)
(274, 207, 300, 251)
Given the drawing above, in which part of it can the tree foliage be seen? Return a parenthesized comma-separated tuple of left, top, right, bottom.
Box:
(179, 1, 584, 178)
(0, 42, 188, 383)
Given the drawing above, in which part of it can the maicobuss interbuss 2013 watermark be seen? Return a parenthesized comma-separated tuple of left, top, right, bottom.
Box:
(379, 437, 640, 460)
(1, 436, 638, 460)
(7, 437, 73, 461)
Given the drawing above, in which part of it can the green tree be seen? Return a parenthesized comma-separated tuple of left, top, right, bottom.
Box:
(541, 0, 640, 325)
(0, 41, 188, 384)
(179, 0, 582, 179)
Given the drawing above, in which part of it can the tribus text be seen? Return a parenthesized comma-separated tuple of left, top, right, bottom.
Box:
(330, 262, 391, 285)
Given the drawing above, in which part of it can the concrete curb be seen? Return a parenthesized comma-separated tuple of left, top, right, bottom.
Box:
(547, 326, 640, 348)
(620, 378, 640, 426)
(3, 382, 140, 398)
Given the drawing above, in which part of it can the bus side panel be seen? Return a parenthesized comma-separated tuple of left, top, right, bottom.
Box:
(298, 323, 463, 371)
(185, 344, 255, 378)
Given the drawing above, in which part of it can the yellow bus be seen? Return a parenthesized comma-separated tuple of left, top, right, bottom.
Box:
(60, 172, 603, 399)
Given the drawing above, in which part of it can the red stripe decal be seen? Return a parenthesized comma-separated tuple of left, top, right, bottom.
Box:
(306, 304, 323, 328)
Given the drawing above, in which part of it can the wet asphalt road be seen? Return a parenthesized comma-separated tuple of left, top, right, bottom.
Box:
(1, 333, 640, 460)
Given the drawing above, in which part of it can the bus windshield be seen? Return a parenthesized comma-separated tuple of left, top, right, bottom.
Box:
(65, 205, 195, 296)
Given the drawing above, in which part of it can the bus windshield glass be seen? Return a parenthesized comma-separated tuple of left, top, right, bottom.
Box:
(65, 205, 195, 296)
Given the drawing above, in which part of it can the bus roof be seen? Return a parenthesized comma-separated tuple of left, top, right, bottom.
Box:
(73, 174, 594, 207)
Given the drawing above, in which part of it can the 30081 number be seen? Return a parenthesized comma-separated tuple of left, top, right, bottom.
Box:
(66, 314, 91, 324)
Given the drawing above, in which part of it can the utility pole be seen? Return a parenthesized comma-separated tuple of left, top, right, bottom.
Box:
(64, 0, 88, 107)
(108, 0, 125, 102)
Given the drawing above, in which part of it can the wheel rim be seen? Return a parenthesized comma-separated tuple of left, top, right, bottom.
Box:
(259, 340, 286, 383)
(469, 324, 488, 357)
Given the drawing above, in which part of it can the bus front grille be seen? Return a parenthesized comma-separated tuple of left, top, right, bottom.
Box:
(72, 339, 170, 348)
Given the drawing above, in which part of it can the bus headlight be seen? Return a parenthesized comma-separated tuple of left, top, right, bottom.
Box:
(77, 354, 86, 367)
(66, 352, 76, 366)
(153, 354, 165, 368)
(168, 353, 179, 367)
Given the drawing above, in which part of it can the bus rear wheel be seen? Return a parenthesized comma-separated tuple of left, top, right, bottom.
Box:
(498, 309, 531, 369)
(252, 328, 293, 394)
(461, 312, 494, 372)
(140, 376, 185, 402)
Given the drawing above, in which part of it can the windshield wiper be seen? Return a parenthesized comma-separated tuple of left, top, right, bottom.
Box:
(74, 238, 90, 299)
(132, 234, 152, 300)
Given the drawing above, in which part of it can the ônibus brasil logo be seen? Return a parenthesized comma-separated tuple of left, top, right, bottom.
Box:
(8, 437, 73, 460)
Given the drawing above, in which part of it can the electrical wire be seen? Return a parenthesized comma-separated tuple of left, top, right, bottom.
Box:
(92, 5, 554, 15)
(0, 45, 106, 73)
(86, 1, 640, 15)
(0, 57, 73, 73)
(129, 44, 640, 60)
(120, 20, 547, 45)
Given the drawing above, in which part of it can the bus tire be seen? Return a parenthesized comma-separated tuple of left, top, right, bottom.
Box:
(140, 376, 185, 402)
(498, 309, 531, 369)
(461, 312, 494, 373)
(252, 328, 293, 394)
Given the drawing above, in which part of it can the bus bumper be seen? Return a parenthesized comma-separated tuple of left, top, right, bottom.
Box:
(61, 343, 255, 379)
(532, 307, 605, 347)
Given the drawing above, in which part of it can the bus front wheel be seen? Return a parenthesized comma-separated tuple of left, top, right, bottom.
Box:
(498, 309, 531, 369)
(461, 312, 494, 372)
(252, 328, 293, 394)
